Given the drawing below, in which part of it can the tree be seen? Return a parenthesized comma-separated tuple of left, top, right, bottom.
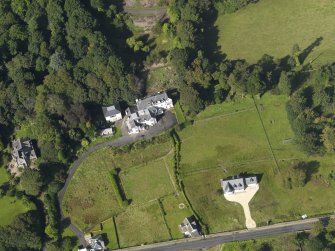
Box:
(278, 71, 294, 95)
(176, 21, 197, 49)
(292, 43, 301, 67)
(179, 83, 204, 116)
(20, 169, 43, 196)
(0, 211, 43, 250)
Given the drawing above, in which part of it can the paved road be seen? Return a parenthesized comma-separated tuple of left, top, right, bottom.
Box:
(58, 112, 177, 246)
(120, 216, 333, 251)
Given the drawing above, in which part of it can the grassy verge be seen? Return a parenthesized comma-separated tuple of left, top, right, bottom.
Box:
(216, 0, 335, 66)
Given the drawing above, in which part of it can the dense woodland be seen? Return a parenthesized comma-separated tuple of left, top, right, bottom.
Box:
(0, 0, 335, 250)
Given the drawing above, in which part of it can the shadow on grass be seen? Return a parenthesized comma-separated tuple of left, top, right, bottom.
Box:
(299, 37, 323, 64)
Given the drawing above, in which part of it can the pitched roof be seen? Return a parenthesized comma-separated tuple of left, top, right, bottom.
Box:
(136, 92, 170, 111)
(102, 103, 121, 117)
(221, 176, 258, 193)
(179, 217, 200, 237)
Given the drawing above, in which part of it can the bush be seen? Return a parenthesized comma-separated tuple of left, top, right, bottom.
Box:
(109, 172, 129, 208)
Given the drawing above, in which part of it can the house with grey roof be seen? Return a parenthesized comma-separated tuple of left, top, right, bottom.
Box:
(179, 217, 201, 238)
(124, 91, 173, 135)
(102, 103, 122, 123)
(220, 176, 258, 195)
(136, 92, 173, 111)
(12, 139, 37, 168)
(87, 235, 105, 251)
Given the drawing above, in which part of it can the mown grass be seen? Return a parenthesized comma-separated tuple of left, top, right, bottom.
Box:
(216, 0, 335, 66)
(0, 196, 34, 226)
(179, 94, 335, 232)
(101, 219, 119, 250)
(120, 158, 175, 204)
(116, 201, 170, 248)
(174, 101, 186, 124)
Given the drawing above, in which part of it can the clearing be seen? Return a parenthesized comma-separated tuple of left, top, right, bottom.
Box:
(216, 0, 335, 66)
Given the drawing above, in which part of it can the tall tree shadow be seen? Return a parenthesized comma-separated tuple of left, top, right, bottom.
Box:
(299, 37, 323, 64)
(202, 5, 226, 63)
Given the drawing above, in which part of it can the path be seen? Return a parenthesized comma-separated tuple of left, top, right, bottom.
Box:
(118, 215, 335, 251)
(58, 112, 177, 247)
(224, 185, 259, 229)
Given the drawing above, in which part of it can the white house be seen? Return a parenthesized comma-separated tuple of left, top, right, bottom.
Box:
(136, 92, 173, 111)
(220, 176, 258, 195)
(102, 103, 122, 123)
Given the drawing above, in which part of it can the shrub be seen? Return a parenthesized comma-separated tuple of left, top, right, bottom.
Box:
(109, 172, 129, 208)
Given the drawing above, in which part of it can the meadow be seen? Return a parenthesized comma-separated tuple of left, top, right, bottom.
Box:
(179, 94, 335, 232)
(216, 0, 335, 66)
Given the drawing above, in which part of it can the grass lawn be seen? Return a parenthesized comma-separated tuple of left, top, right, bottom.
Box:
(120, 158, 175, 204)
(115, 201, 170, 247)
(101, 219, 119, 250)
(174, 101, 186, 124)
(216, 0, 335, 66)
(0, 196, 34, 226)
(0, 166, 9, 185)
(160, 194, 193, 239)
(179, 94, 335, 233)
(62, 140, 172, 231)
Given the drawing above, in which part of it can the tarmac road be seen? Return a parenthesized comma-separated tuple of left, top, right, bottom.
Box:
(121, 216, 333, 251)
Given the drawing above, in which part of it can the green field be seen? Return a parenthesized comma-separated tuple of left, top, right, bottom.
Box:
(62, 140, 172, 231)
(115, 201, 170, 247)
(120, 157, 175, 204)
(0, 196, 34, 226)
(216, 0, 335, 65)
(179, 94, 335, 232)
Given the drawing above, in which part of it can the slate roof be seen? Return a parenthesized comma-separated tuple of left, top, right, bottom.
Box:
(221, 177, 245, 194)
(88, 235, 105, 251)
(220, 176, 258, 194)
(12, 139, 37, 167)
(179, 217, 200, 237)
(136, 92, 170, 111)
(102, 103, 121, 117)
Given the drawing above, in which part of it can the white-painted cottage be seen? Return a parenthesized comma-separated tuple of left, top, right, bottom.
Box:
(102, 103, 122, 123)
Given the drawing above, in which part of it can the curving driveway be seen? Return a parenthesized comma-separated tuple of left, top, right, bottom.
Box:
(58, 112, 177, 246)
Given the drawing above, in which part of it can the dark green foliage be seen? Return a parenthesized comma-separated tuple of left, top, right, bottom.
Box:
(20, 169, 43, 196)
(285, 64, 335, 153)
(0, 211, 43, 251)
(110, 171, 129, 208)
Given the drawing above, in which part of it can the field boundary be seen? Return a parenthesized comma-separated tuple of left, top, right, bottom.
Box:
(195, 107, 255, 123)
(252, 97, 280, 173)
